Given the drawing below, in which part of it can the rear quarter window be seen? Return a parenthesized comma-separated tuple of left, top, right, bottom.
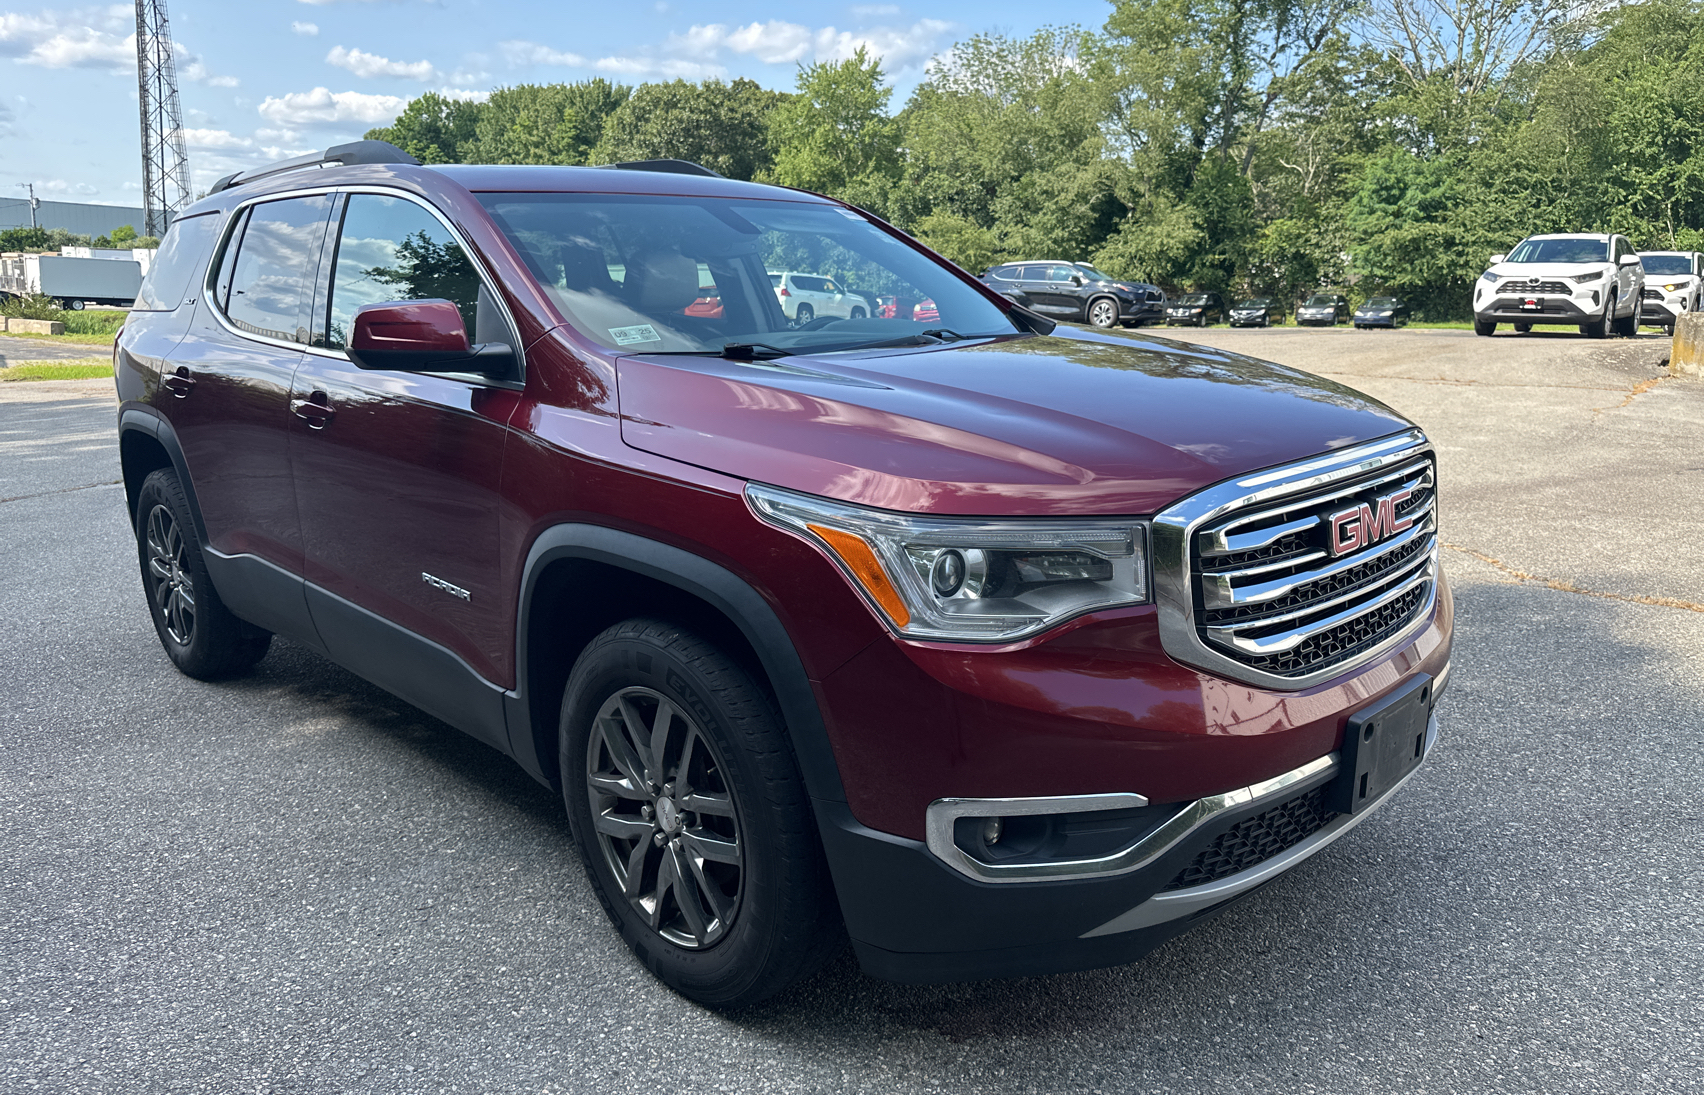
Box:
(133, 213, 222, 312)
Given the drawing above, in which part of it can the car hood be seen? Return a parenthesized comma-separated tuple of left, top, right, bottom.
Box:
(615, 329, 1410, 516)
(1489, 262, 1611, 280)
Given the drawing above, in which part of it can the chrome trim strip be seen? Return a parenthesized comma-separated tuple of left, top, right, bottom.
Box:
(1205, 552, 1435, 647)
(1202, 515, 1434, 607)
(1203, 460, 1430, 551)
(1153, 430, 1439, 690)
(1200, 514, 1320, 557)
(1081, 713, 1439, 937)
(924, 754, 1335, 885)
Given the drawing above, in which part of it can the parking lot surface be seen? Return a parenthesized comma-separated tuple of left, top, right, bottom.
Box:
(3, 327, 1700, 1094)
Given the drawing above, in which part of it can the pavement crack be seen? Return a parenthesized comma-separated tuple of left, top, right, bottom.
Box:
(0, 479, 122, 505)
(1444, 542, 1704, 614)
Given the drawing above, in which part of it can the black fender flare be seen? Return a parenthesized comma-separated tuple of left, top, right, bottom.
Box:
(508, 523, 848, 806)
(117, 404, 208, 545)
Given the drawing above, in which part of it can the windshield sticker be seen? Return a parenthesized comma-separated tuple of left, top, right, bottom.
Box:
(609, 324, 661, 346)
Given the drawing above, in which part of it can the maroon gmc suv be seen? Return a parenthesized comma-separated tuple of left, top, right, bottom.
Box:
(114, 141, 1452, 1006)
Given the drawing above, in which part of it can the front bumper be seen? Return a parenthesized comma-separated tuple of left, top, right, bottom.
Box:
(1354, 315, 1400, 327)
(1123, 301, 1166, 323)
(822, 706, 1443, 983)
(1295, 312, 1337, 325)
(1476, 291, 1597, 324)
(1642, 297, 1685, 326)
(1228, 311, 1274, 326)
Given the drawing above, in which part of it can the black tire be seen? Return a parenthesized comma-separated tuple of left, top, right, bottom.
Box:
(849, 306, 866, 320)
(560, 618, 842, 1008)
(1475, 318, 1497, 336)
(1584, 294, 1610, 339)
(1514, 323, 1531, 333)
(793, 304, 813, 327)
(134, 468, 271, 679)
(69, 299, 86, 311)
(1086, 297, 1119, 328)
(1614, 299, 1641, 337)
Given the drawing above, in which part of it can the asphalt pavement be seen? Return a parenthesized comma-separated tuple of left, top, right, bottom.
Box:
(2, 329, 1700, 1094)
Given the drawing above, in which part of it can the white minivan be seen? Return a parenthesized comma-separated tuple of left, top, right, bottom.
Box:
(1473, 233, 1644, 338)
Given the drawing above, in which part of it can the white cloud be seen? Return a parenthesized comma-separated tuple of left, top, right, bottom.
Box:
(499, 39, 585, 67)
(37, 178, 100, 196)
(850, 4, 901, 14)
(326, 45, 438, 80)
(207, 74, 240, 87)
(292, 21, 320, 36)
(257, 87, 408, 128)
(667, 18, 955, 72)
(435, 87, 489, 102)
(1, 8, 238, 83)
(592, 55, 723, 79)
(180, 127, 252, 149)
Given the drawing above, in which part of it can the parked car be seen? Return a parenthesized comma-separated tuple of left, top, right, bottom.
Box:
(770, 271, 868, 325)
(1165, 292, 1226, 326)
(1295, 293, 1351, 326)
(1636, 251, 1701, 333)
(1473, 234, 1644, 338)
(115, 140, 1451, 1007)
(876, 295, 938, 323)
(980, 261, 1165, 328)
(1353, 296, 1411, 328)
(1228, 297, 1285, 327)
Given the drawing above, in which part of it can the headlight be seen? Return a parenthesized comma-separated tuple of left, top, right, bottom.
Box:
(1480, 272, 1500, 283)
(1377, 310, 1393, 316)
(747, 484, 1149, 642)
(1571, 271, 1603, 283)
(1665, 281, 1688, 292)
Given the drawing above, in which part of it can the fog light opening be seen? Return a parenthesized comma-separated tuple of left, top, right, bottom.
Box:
(981, 816, 1003, 846)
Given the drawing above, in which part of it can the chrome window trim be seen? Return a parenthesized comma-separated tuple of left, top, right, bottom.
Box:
(1152, 429, 1439, 690)
(200, 183, 526, 382)
(1082, 712, 1439, 937)
(924, 753, 1335, 884)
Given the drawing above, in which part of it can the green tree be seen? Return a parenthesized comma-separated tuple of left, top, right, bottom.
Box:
(365, 91, 486, 163)
(769, 47, 901, 202)
(592, 78, 785, 180)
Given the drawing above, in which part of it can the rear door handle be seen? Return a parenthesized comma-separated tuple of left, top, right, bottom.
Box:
(163, 366, 195, 398)
(291, 391, 336, 429)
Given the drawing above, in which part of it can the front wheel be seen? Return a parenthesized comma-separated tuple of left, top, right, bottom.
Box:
(561, 619, 842, 1007)
(849, 306, 866, 320)
(1086, 297, 1119, 328)
(1475, 318, 1497, 336)
(1514, 323, 1532, 333)
(134, 468, 271, 679)
(792, 303, 814, 327)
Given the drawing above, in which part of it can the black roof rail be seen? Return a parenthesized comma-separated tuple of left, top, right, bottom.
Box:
(600, 159, 723, 179)
(208, 139, 421, 196)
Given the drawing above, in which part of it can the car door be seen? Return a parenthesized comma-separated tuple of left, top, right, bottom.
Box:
(288, 190, 524, 744)
(160, 193, 336, 640)
(1613, 237, 1637, 315)
(1011, 266, 1059, 314)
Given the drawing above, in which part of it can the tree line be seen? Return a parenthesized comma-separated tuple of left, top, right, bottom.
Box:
(368, 0, 1704, 319)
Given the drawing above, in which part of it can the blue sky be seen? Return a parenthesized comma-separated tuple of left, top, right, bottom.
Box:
(0, 0, 1114, 210)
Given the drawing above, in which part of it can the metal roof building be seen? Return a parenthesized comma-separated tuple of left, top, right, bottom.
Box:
(0, 197, 162, 238)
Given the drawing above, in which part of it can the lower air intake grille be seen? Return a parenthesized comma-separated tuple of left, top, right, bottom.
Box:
(1163, 785, 1338, 891)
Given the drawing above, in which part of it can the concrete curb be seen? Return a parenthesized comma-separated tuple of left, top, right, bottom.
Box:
(1671, 313, 1704, 378)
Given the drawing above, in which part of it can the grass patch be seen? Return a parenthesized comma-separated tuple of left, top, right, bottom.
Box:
(0, 358, 114, 381)
(1, 308, 125, 346)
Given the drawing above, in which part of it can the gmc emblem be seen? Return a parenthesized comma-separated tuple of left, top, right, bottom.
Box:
(1328, 488, 1415, 557)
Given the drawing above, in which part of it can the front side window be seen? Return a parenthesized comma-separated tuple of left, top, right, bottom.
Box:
(327, 194, 481, 350)
(476, 193, 1017, 356)
(222, 194, 334, 343)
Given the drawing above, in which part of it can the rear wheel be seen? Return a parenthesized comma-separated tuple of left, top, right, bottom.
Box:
(849, 306, 866, 320)
(135, 468, 271, 679)
(561, 619, 842, 1007)
(1086, 297, 1119, 328)
(792, 304, 814, 327)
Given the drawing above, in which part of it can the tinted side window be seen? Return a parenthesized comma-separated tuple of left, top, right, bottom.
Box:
(224, 195, 333, 343)
(1047, 266, 1076, 283)
(134, 212, 221, 311)
(327, 194, 480, 350)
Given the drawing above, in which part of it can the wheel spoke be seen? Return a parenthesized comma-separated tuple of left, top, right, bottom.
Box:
(651, 843, 679, 931)
(597, 714, 650, 790)
(148, 556, 173, 581)
(683, 850, 731, 922)
(616, 696, 659, 783)
(621, 839, 650, 900)
(680, 828, 739, 865)
(667, 844, 710, 944)
(649, 699, 679, 783)
(587, 771, 645, 801)
(681, 789, 733, 818)
(591, 810, 654, 842)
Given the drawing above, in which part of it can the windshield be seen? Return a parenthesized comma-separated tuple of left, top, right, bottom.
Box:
(474, 193, 1017, 355)
(1180, 294, 1210, 305)
(1640, 255, 1693, 275)
(1364, 297, 1399, 308)
(1506, 238, 1607, 264)
(1237, 298, 1270, 308)
(1304, 295, 1335, 307)
(1073, 264, 1118, 283)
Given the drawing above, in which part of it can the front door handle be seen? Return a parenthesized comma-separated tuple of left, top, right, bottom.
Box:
(291, 390, 336, 429)
(163, 366, 195, 398)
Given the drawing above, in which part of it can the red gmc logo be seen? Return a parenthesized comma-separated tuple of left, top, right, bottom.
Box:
(1328, 489, 1415, 557)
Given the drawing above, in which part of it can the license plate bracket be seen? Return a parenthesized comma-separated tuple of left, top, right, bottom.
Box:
(1329, 674, 1434, 815)
(1520, 298, 1542, 311)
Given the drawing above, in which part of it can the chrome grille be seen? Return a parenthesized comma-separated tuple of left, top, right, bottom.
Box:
(1152, 431, 1439, 690)
(1498, 279, 1571, 295)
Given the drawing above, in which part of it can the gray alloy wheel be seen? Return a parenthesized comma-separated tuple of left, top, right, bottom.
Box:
(850, 306, 866, 319)
(145, 502, 195, 647)
(793, 303, 814, 327)
(1087, 297, 1119, 328)
(584, 685, 744, 949)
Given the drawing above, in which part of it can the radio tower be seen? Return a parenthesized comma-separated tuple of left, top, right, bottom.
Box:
(135, 0, 192, 237)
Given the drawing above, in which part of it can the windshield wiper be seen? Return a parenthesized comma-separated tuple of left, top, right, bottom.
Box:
(720, 342, 796, 361)
(920, 328, 969, 342)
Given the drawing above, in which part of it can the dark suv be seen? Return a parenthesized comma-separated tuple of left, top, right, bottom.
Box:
(115, 141, 1452, 1007)
(980, 261, 1165, 327)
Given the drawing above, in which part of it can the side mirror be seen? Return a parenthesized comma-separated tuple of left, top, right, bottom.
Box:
(1071, 274, 1084, 286)
(347, 299, 515, 379)
(1618, 253, 1641, 267)
(1489, 254, 1506, 265)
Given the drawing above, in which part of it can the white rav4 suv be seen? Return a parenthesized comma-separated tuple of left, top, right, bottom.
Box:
(1473, 233, 1644, 338)
(1637, 251, 1702, 333)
